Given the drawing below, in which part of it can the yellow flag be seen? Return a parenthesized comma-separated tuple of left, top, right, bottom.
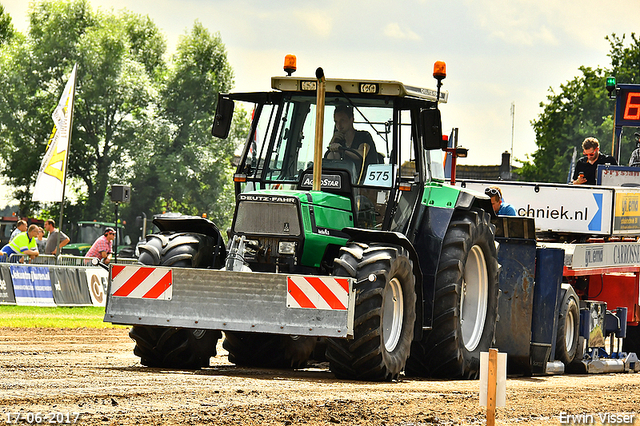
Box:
(32, 64, 77, 203)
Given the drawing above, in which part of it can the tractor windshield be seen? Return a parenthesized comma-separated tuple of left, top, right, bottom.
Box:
(245, 95, 416, 188)
(236, 94, 426, 231)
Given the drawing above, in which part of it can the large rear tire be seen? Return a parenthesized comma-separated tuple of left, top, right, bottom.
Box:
(326, 243, 416, 381)
(406, 209, 499, 379)
(129, 231, 222, 369)
(223, 332, 316, 369)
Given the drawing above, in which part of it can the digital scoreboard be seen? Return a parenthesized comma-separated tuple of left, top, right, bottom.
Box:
(615, 84, 640, 127)
(612, 84, 640, 161)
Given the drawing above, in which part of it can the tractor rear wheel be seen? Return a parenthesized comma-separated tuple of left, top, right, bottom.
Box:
(129, 231, 222, 369)
(223, 332, 316, 369)
(406, 209, 499, 379)
(326, 243, 416, 381)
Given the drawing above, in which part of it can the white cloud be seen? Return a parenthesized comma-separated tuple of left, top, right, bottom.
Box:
(384, 23, 421, 41)
(467, 0, 561, 46)
(293, 9, 333, 38)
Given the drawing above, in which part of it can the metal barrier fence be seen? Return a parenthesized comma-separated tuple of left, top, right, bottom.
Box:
(3, 253, 138, 266)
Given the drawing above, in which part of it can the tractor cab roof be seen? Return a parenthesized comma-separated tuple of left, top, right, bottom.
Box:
(270, 76, 448, 103)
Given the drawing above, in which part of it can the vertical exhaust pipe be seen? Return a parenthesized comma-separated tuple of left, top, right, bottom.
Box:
(313, 67, 326, 192)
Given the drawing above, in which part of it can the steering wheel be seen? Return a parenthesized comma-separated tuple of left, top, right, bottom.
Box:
(324, 146, 361, 160)
(341, 147, 363, 162)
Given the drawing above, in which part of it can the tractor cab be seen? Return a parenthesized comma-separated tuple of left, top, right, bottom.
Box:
(218, 71, 448, 235)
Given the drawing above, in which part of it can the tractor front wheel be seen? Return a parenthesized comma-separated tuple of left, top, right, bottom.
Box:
(223, 332, 316, 369)
(129, 231, 222, 369)
(130, 326, 221, 369)
(326, 243, 416, 381)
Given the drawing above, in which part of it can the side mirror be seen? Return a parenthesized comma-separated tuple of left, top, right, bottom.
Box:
(211, 96, 234, 139)
(421, 108, 445, 150)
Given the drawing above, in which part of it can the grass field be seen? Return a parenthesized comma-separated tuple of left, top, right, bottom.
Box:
(0, 305, 125, 328)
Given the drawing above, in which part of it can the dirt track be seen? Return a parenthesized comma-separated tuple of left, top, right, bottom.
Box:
(0, 328, 639, 426)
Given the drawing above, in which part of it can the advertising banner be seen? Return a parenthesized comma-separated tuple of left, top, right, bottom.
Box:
(458, 181, 613, 235)
(598, 165, 640, 187)
(613, 190, 640, 234)
(571, 242, 640, 269)
(0, 264, 16, 304)
(10, 265, 55, 306)
(83, 267, 108, 306)
(50, 267, 92, 306)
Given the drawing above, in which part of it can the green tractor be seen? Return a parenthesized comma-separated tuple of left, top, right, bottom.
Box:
(64, 221, 133, 257)
(119, 60, 499, 381)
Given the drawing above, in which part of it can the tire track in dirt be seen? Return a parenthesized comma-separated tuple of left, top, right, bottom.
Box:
(1, 328, 639, 425)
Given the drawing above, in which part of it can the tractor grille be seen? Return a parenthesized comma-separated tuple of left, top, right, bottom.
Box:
(234, 200, 301, 236)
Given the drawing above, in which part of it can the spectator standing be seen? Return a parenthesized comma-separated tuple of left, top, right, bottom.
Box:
(572, 137, 617, 185)
(485, 186, 517, 216)
(85, 227, 115, 264)
(44, 219, 70, 255)
(9, 220, 27, 242)
(36, 227, 47, 253)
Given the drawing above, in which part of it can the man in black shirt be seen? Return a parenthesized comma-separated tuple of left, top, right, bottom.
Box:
(326, 105, 376, 182)
(572, 137, 617, 185)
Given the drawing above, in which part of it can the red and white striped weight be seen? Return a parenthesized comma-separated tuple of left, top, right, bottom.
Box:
(111, 265, 173, 300)
(286, 276, 349, 310)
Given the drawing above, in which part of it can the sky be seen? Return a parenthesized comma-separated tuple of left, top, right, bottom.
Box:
(2, 0, 640, 205)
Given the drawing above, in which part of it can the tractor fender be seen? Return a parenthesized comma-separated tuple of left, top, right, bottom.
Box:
(153, 214, 224, 238)
(412, 190, 495, 331)
(152, 213, 227, 260)
(341, 227, 424, 340)
(411, 205, 454, 331)
(340, 228, 423, 286)
(456, 188, 495, 217)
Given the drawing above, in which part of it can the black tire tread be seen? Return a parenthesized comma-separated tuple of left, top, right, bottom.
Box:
(326, 243, 416, 381)
(555, 293, 580, 365)
(129, 231, 223, 369)
(130, 326, 221, 369)
(406, 209, 499, 379)
(223, 332, 316, 369)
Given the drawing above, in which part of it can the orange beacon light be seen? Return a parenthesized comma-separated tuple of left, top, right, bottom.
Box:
(284, 55, 297, 76)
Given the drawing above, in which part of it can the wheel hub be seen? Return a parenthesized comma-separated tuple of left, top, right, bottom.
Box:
(383, 277, 403, 352)
(460, 245, 489, 352)
(565, 308, 576, 352)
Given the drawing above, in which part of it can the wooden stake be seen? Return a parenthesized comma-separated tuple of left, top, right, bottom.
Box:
(487, 348, 498, 426)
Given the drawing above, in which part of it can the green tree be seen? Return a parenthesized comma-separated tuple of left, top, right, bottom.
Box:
(518, 33, 640, 183)
(0, 0, 166, 220)
(124, 22, 248, 234)
(0, 4, 16, 45)
(0, 1, 248, 240)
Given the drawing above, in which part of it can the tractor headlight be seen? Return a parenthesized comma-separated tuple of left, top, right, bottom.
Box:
(278, 241, 296, 255)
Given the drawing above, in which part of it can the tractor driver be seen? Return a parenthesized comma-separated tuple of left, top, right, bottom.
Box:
(325, 105, 376, 182)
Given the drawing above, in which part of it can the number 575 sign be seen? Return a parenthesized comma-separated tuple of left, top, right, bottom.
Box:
(363, 164, 392, 187)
